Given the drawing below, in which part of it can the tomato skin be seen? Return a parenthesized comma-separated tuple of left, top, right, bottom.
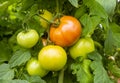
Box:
(17, 29, 39, 48)
(40, 10, 53, 28)
(38, 45, 67, 71)
(69, 37, 95, 59)
(26, 58, 49, 77)
(50, 16, 82, 47)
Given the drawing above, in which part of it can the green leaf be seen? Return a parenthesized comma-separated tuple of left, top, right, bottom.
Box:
(68, 0, 79, 8)
(71, 60, 93, 83)
(111, 23, 120, 33)
(83, 0, 108, 19)
(104, 29, 114, 55)
(91, 61, 113, 83)
(29, 76, 46, 83)
(95, 0, 116, 19)
(74, 5, 87, 18)
(9, 50, 31, 68)
(108, 62, 120, 78)
(110, 24, 120, 48)
(0, 1, 10, 15)
(88, 51, 102, 61)
(23, 74, 46, 83)
(80, 14, 93, 37)
(0, 40, 12, 63)
(80, 14, 101, 37)
(0, 64, 14, 80)
(88, 51, 113, 83)
(113, 33, 120, 48)
(20, 0, 35, 11)
(23, 4, 39, 23)
(0, 79, 29, 83)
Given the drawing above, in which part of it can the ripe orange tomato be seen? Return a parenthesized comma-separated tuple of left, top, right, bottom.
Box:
(50, 16, 82, 47)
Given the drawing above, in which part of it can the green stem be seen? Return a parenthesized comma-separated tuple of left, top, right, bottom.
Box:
(39, 15, 54, 24)
(58, 69, 64, 83)
(94, 41, 103, 49)
(22, 23, 28, 32)
(56, 0, 59, 13)
(58, 66, 67, 83)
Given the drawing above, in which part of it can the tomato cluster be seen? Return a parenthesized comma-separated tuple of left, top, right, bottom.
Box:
(16, 9, 95, 77)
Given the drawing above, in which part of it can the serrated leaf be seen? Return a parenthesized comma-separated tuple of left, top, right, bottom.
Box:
(68, 0, 79, 8)
(88, 51, 102, 61)
(9, 50, 31, 68)
(29, 76, 46, 83)
(80, 14, 93, 37)
(88, 51, 113, 83)
(80, 14, 101, 37)
(83, 0, 108, 19)
(71, 60, 93, 83)
(95, 0, 116, 19)
(91, 61, 113, 83)
(0, 79, 29, 83)
(23, 74, 46, 83)
(0, 64, 14, 80)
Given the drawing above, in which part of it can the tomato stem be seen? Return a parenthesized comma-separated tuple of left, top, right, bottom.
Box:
(58, 66, 66, 83)
(56, 0, 60, 13)
(94, 41, 103, 49)
(22, 23, 28, 32)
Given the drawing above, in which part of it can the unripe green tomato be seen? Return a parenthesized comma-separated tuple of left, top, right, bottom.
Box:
(17, 29, 39, 48)
(38, 45, 67, 71)
(7, 4, 17, 20)
(40, 9, 53, 28)
(26, 58, 49, 77)
(69, 37, 95, 59)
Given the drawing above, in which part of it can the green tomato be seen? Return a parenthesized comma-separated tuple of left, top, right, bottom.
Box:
(38, 45, 67, 71)
(26, 58, 49, 77)
(69, 37, 95, 59)
(17, 29, 39, 48)
(7, 4, 17, 20)
(40, 9, 53, 28)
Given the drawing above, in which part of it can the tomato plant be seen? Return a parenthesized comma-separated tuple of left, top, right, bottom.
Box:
(39, 9, 53, 28)
(17, 29, 39, 48)
(38, 45, 67, 71)
(50, 16, 82, 47)
(0, 0, 120, 83)
(26, 58, 49, 77)
(69, 37, 95, 59)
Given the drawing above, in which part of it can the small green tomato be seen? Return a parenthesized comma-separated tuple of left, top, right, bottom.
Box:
(17, 29, 39, 48)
